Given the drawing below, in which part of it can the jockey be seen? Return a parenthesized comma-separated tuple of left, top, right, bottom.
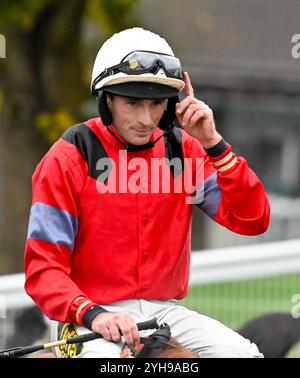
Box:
(24, 27, 270, 358)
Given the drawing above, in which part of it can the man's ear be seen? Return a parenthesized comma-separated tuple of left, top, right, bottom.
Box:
(97, 91, 113, 126)
(106, 94, 112, 112)
(163, 99, 168, 112)
(158, 96, 179, 130)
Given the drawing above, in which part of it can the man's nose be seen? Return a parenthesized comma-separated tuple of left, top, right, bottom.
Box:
(137, 107, 153, 127)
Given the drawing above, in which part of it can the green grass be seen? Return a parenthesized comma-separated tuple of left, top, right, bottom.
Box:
(286, 341, 300, 358)
(179, 273, 300, 330)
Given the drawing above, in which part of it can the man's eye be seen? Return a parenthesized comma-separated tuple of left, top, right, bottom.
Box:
(153, 100, 165, 106)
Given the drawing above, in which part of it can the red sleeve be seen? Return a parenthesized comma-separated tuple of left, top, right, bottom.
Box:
(24, 141, 96, 323)
(190, 138, 270, 235)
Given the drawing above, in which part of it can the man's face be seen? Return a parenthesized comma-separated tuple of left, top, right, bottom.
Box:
(107, 95, 168, 145)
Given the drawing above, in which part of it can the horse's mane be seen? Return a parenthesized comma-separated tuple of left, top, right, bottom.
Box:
(139, 337, 199, 358)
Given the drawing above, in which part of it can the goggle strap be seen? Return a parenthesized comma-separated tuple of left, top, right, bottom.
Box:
(92, 62, 129, 95)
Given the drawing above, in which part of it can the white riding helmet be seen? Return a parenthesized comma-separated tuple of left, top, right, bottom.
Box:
(91, 27, 185, 98)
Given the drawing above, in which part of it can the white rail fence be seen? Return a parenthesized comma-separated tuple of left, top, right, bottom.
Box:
(190, 238, 300, 284)
(1, 238, 300, 312)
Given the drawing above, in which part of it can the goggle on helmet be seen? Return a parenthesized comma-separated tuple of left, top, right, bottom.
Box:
(91, 50, 184, 98)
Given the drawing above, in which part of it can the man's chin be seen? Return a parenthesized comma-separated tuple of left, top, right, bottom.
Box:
(129, 134, 152, 145)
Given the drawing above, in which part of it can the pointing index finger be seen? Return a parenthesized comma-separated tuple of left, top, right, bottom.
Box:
(184, 72, 194, 98)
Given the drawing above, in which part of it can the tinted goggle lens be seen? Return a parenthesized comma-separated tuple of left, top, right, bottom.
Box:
(120, 51, 183, 79)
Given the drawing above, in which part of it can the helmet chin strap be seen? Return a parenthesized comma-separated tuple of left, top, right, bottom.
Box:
(106, 126, 171, 152)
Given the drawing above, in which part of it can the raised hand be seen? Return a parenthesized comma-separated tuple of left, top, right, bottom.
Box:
(175, 72, 222, 148)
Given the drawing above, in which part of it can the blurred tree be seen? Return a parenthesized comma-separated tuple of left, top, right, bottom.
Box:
(0, 0, 139, 272)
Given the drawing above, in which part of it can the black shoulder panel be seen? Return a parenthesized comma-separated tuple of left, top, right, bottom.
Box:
(61, 123, 111, 183)
(164, 127, 184, 178)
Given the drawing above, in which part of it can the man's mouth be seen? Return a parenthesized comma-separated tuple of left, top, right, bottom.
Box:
(134, 128, 150, 135)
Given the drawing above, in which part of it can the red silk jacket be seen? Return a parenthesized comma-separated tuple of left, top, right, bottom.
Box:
(24, 117, 270, 323)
